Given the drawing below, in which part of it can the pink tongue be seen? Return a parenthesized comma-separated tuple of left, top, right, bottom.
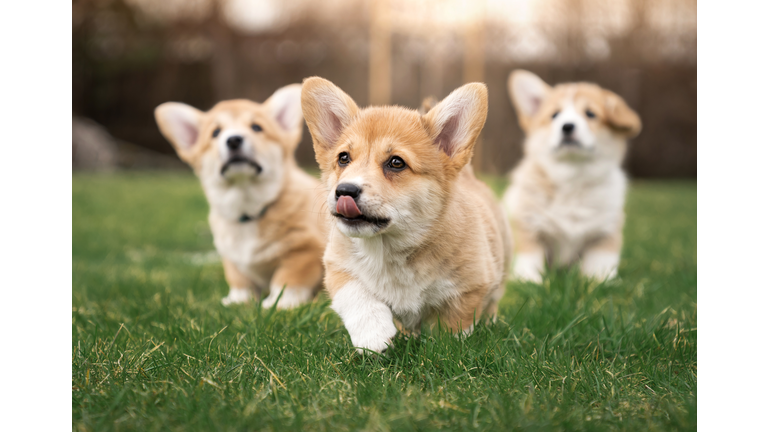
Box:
(336, 196, 362, 218)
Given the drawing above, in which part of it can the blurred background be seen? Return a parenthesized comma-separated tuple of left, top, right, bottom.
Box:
(72, 0, 696, 178)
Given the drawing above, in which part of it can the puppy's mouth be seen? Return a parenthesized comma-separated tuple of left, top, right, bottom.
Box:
(559, 137, 582, 147)
(333, 196, 390, 228)
(221, 156, 262, 176)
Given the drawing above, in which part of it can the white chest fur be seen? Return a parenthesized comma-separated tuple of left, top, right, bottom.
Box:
(203, 174, 284, 287)
(209, 218, 279, 287)
(338, 236, 457, 327)
(507, 162, 626, 264)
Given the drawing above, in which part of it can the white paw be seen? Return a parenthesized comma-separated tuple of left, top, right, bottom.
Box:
(511, 253, 544, 283)
(221, 287, 253, 306)
(348, 324, 396, 354)
(331, 281, 397, 354)
(261, 286, 313, 310)
(580, 252, 619, 281)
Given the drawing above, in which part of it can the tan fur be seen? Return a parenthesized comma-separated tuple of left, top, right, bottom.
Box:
(222, 258, 254, 289)
(303, 77, 511, 351)
(503, 70, 640, 282)
(155, 87, 328, 308)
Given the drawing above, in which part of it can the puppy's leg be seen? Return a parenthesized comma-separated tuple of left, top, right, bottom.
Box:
(580, 230, 622, 281)
(510, 221, 545, 283)
(438, 287, 486, 336)
(262, 249, 323, 309)
(482, 282, 506, 321)
(395, 314, 422, 338)
(221, 259, 256, 306)
(330, 276, 397, 354)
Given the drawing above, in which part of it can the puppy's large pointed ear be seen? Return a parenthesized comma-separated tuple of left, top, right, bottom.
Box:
(422, 83, 488, 173)
(265, 83, 304, 144)
(508, 70, 551, 132)
(155, 102, 203, 162)
(603, 90, 642, 138)
(301, 77, 359, 158)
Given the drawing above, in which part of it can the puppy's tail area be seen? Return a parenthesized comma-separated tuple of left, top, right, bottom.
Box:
(417, 96, 438, 115)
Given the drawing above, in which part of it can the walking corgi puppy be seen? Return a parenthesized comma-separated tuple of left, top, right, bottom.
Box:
(155, 84, 327, 309)
(302, 77, 512, 353)
(502, 70, 641, 283)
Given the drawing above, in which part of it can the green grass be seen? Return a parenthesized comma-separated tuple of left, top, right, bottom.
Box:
(72, 172, 696, 431)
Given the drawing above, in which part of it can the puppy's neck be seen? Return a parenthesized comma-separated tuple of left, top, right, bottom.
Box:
(352, 229, 422, 257)
(532, 151, 621, 189)
(203, 163, 289, 223)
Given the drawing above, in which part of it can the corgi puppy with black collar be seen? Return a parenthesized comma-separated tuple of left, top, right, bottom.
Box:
(502, 70, 642, 283)
(155, 84, 327, 309)
(302, 77, 512, 353)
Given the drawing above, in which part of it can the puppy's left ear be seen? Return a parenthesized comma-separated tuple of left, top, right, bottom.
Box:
(422, 83, 488, 174)
(265, 84, 304, 143)
(154, 102, 204, 164)
(604, 90, 642, 138)
(301, 77, 360, 163)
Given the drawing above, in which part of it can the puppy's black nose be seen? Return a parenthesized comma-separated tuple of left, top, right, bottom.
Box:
(562, 123, 575, 134)
(336, 183, 361, 199)
(226, 135, 243, 150)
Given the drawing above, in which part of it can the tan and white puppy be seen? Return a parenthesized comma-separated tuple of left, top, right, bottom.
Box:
(155, 85, 327, 309)
(302, 77, 512, 353)
(502, 70, 641, 283)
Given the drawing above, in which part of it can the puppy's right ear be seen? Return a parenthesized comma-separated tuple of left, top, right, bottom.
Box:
(154, 102, 203, 163)
(301, 77, 359, 161)
(422, 83, 488, 176)
(508, 70, 551, 132)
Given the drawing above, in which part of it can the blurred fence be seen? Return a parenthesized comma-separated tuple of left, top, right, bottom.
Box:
(73, 0, 696, 178)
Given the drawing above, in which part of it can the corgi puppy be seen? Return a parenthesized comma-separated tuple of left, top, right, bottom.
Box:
(302, 77, 512, 353)
(155, 85, 327, 309)
(502, 70, 641, 283)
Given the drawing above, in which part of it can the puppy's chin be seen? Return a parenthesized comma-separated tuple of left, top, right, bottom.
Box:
(548, 140, 596, 162)
(334, 217, 390, 238)
(221, 161, 261, 180)
(336, 220, 377, 238)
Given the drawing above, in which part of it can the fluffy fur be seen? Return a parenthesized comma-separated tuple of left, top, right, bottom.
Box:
(155, 84, 327, 309)
(302, 77, 512, 353)
(502, 70, 641, 283)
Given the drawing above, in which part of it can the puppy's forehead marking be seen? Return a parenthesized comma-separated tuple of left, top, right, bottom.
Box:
(214, 112, 235, 126)
(236, 111, 253, 124)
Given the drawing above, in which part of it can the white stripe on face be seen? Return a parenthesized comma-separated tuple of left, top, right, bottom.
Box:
(548, 101, 596, 150)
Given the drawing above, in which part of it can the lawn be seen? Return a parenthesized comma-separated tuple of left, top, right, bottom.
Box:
(72, 171, 696, 431)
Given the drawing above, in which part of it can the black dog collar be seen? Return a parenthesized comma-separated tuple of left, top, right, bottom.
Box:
(238, 202, 272, 223)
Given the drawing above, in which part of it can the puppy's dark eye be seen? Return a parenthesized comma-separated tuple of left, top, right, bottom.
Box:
(585, 109, 596, 119)
(212, 128, 221, 138)
(552, 111, 560, 119)
(251, 124, 262, 132)
(338, 152, 350, 166)
(387, 156, 406, 171)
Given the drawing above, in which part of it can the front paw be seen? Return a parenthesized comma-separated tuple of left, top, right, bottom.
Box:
(512, 253, 544, 283)
(331, 281, 398, 354)
(221, 287, 253, 306)
(261, 287, 313, 310)
(348, 324, 397, 354)
(580, 252, 619, 281)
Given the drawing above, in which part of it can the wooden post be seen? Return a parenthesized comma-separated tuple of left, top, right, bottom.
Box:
(208, 5, 237, 100)
(369, 0, 392, 106)
(463, 0, 485, 172)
